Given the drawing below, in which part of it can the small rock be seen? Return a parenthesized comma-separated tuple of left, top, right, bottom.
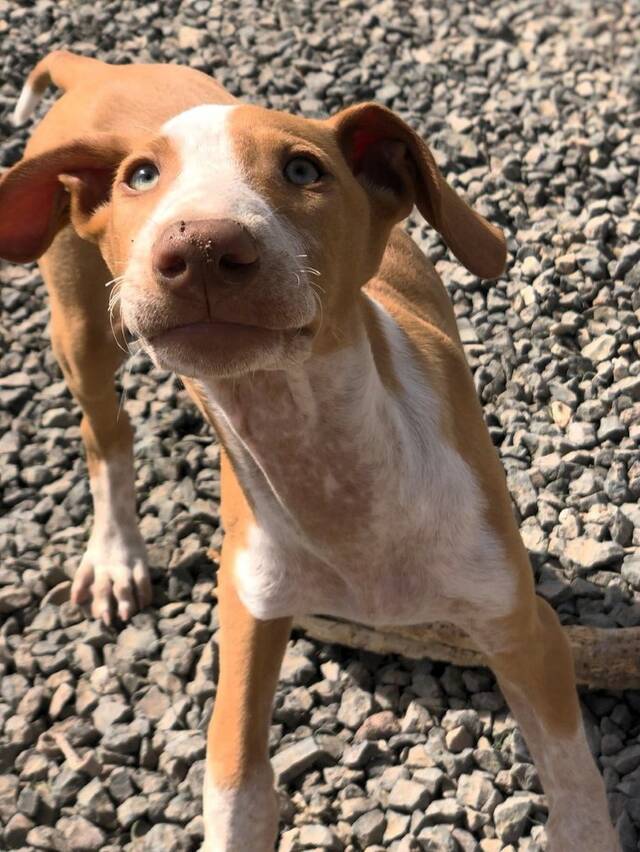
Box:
(416, 824, 459, 851)
(521, 256, 541, 278)
(424, 798, 465, 825)
(77, 778, 116, 829)
(457, 772, 501, 813)
(337, 686, 374, 729)
(297, 823, 341, 849)
(178, 25, 207, 50)
(445, 725, 474, 753)
(142, 823, 192, 851)
(565, 538, 624, 572)
(354, 710, 400, 741)
(566, 421, 597, 449)
(0, 775, 19, 821)
(622, 554, 640, 589)
(493, 796, 532, 843)
(550, 400, 572, 429)
(4, 812, 34, 848)
(582, 334, 617, 364)
(272, 737, 332, 785)
(57, 815, 106, 852)
(388, 778, 431, 813)
(352, 810, 386, 847)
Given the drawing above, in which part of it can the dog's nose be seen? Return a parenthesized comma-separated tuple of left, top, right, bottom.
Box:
(152, 219, 260, 291)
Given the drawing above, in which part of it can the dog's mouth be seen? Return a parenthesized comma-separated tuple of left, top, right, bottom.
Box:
(135, 317, 314, 378)
(149, 318, 272, 349)
(147, 318, 312, 345)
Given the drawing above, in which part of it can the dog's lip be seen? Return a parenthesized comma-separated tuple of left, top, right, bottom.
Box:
(144, 319, 311, 347)
(146, 318, 312, 345)
(148, 319, 261, 340)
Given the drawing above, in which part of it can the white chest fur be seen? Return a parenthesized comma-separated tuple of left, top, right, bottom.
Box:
(203, 300, 515, 628)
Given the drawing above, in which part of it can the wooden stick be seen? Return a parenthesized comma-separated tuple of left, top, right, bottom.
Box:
(296, 616, 640, 691)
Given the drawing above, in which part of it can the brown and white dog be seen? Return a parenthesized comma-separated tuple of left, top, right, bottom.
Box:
(1, 51, 619, 851)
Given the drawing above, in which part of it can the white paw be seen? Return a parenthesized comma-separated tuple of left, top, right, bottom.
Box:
(71, 523, 151, 624)
(202, 768, 278, 852)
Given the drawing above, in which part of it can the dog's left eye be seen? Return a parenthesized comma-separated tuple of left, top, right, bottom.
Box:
(126, 163, 160, 191)
(284, 157, 321, 186)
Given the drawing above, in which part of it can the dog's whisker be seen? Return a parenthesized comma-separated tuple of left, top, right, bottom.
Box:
(120, 309, 134, 358)
(309, 284, 324, 333)
(106, 280, 132, 356)
(116, 360, 132, 422)
(308, 277, 326, 296)
(300, 266, 322, 278)
(104, 275, 125, 288)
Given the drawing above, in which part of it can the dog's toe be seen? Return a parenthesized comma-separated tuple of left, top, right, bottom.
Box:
(72, 528, 150, 625)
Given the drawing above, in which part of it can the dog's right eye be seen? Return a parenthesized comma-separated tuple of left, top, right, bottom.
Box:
(126, 162, 160, 192)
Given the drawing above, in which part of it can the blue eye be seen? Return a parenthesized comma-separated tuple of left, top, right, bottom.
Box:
(284, 157, 321, 186)
(127, 162, 160, 191)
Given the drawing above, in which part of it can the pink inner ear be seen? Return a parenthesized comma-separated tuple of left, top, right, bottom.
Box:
(0, 173, 63, 263)
(352, 128, 386, 171)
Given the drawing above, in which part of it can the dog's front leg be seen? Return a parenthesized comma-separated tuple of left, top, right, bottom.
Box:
(473, 596, 620, 852)
(203, 559, 291, 852)
(40, 230, 150, 624)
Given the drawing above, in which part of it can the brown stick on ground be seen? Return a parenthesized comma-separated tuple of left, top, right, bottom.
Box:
(296, 616, 640, 690)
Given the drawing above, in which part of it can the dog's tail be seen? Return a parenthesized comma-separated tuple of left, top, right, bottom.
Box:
(12, 50, 104, 126)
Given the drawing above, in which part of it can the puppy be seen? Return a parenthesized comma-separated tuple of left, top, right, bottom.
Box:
(0, 51, 619, 851)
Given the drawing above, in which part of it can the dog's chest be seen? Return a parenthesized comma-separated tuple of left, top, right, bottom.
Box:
(203, 343, 514, 628)
(230, 435, 512, 625)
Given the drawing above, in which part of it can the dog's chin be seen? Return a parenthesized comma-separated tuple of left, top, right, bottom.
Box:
(142, 320, 313, 379)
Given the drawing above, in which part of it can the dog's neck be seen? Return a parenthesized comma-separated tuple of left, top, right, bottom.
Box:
(198, 293, 428, 544)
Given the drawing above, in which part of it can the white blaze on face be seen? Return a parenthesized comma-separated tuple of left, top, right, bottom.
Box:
(129, 104, 306, 268)
(155, 104, 244, 224)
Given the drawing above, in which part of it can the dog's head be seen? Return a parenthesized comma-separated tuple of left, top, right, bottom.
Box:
(0, 101, 505, 378)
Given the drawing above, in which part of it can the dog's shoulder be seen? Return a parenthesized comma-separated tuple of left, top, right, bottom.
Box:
(365, 225, 463, 351)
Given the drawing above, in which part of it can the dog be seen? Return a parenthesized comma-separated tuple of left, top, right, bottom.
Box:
(0, 51, 619, 851)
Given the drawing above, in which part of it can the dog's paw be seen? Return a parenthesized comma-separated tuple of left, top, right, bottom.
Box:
(546, 808, 620, 852)
(71, 523, 151, 625)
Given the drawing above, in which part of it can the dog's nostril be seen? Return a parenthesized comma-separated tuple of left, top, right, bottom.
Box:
(158, 252, 188, 278)
(153, 220, 260, 289)
(219, 253, 257, 271)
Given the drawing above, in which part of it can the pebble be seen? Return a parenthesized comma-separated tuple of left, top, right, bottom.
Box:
(141, 823, 192, 851)
(57, 815, 106, 851)
(337, 686, 375, 729)
(416, 824, 459, 850)
(352, 809, 386, 846)
(582, 334, 617, 364)
(493, 796, 533, 843)
(565, 538, 625, 572)
(388, 778, 431, 812)
(272, 737, 332, 785)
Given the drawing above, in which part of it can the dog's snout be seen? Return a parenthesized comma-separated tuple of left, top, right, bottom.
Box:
(152, 219, 260, 291)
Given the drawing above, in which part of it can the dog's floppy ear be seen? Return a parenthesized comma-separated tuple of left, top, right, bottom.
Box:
(330, 103, 506, 279)
(0, 134, 129, 263)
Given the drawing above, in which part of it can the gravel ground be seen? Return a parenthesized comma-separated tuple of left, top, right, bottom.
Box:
(1, 1, 639, 850)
